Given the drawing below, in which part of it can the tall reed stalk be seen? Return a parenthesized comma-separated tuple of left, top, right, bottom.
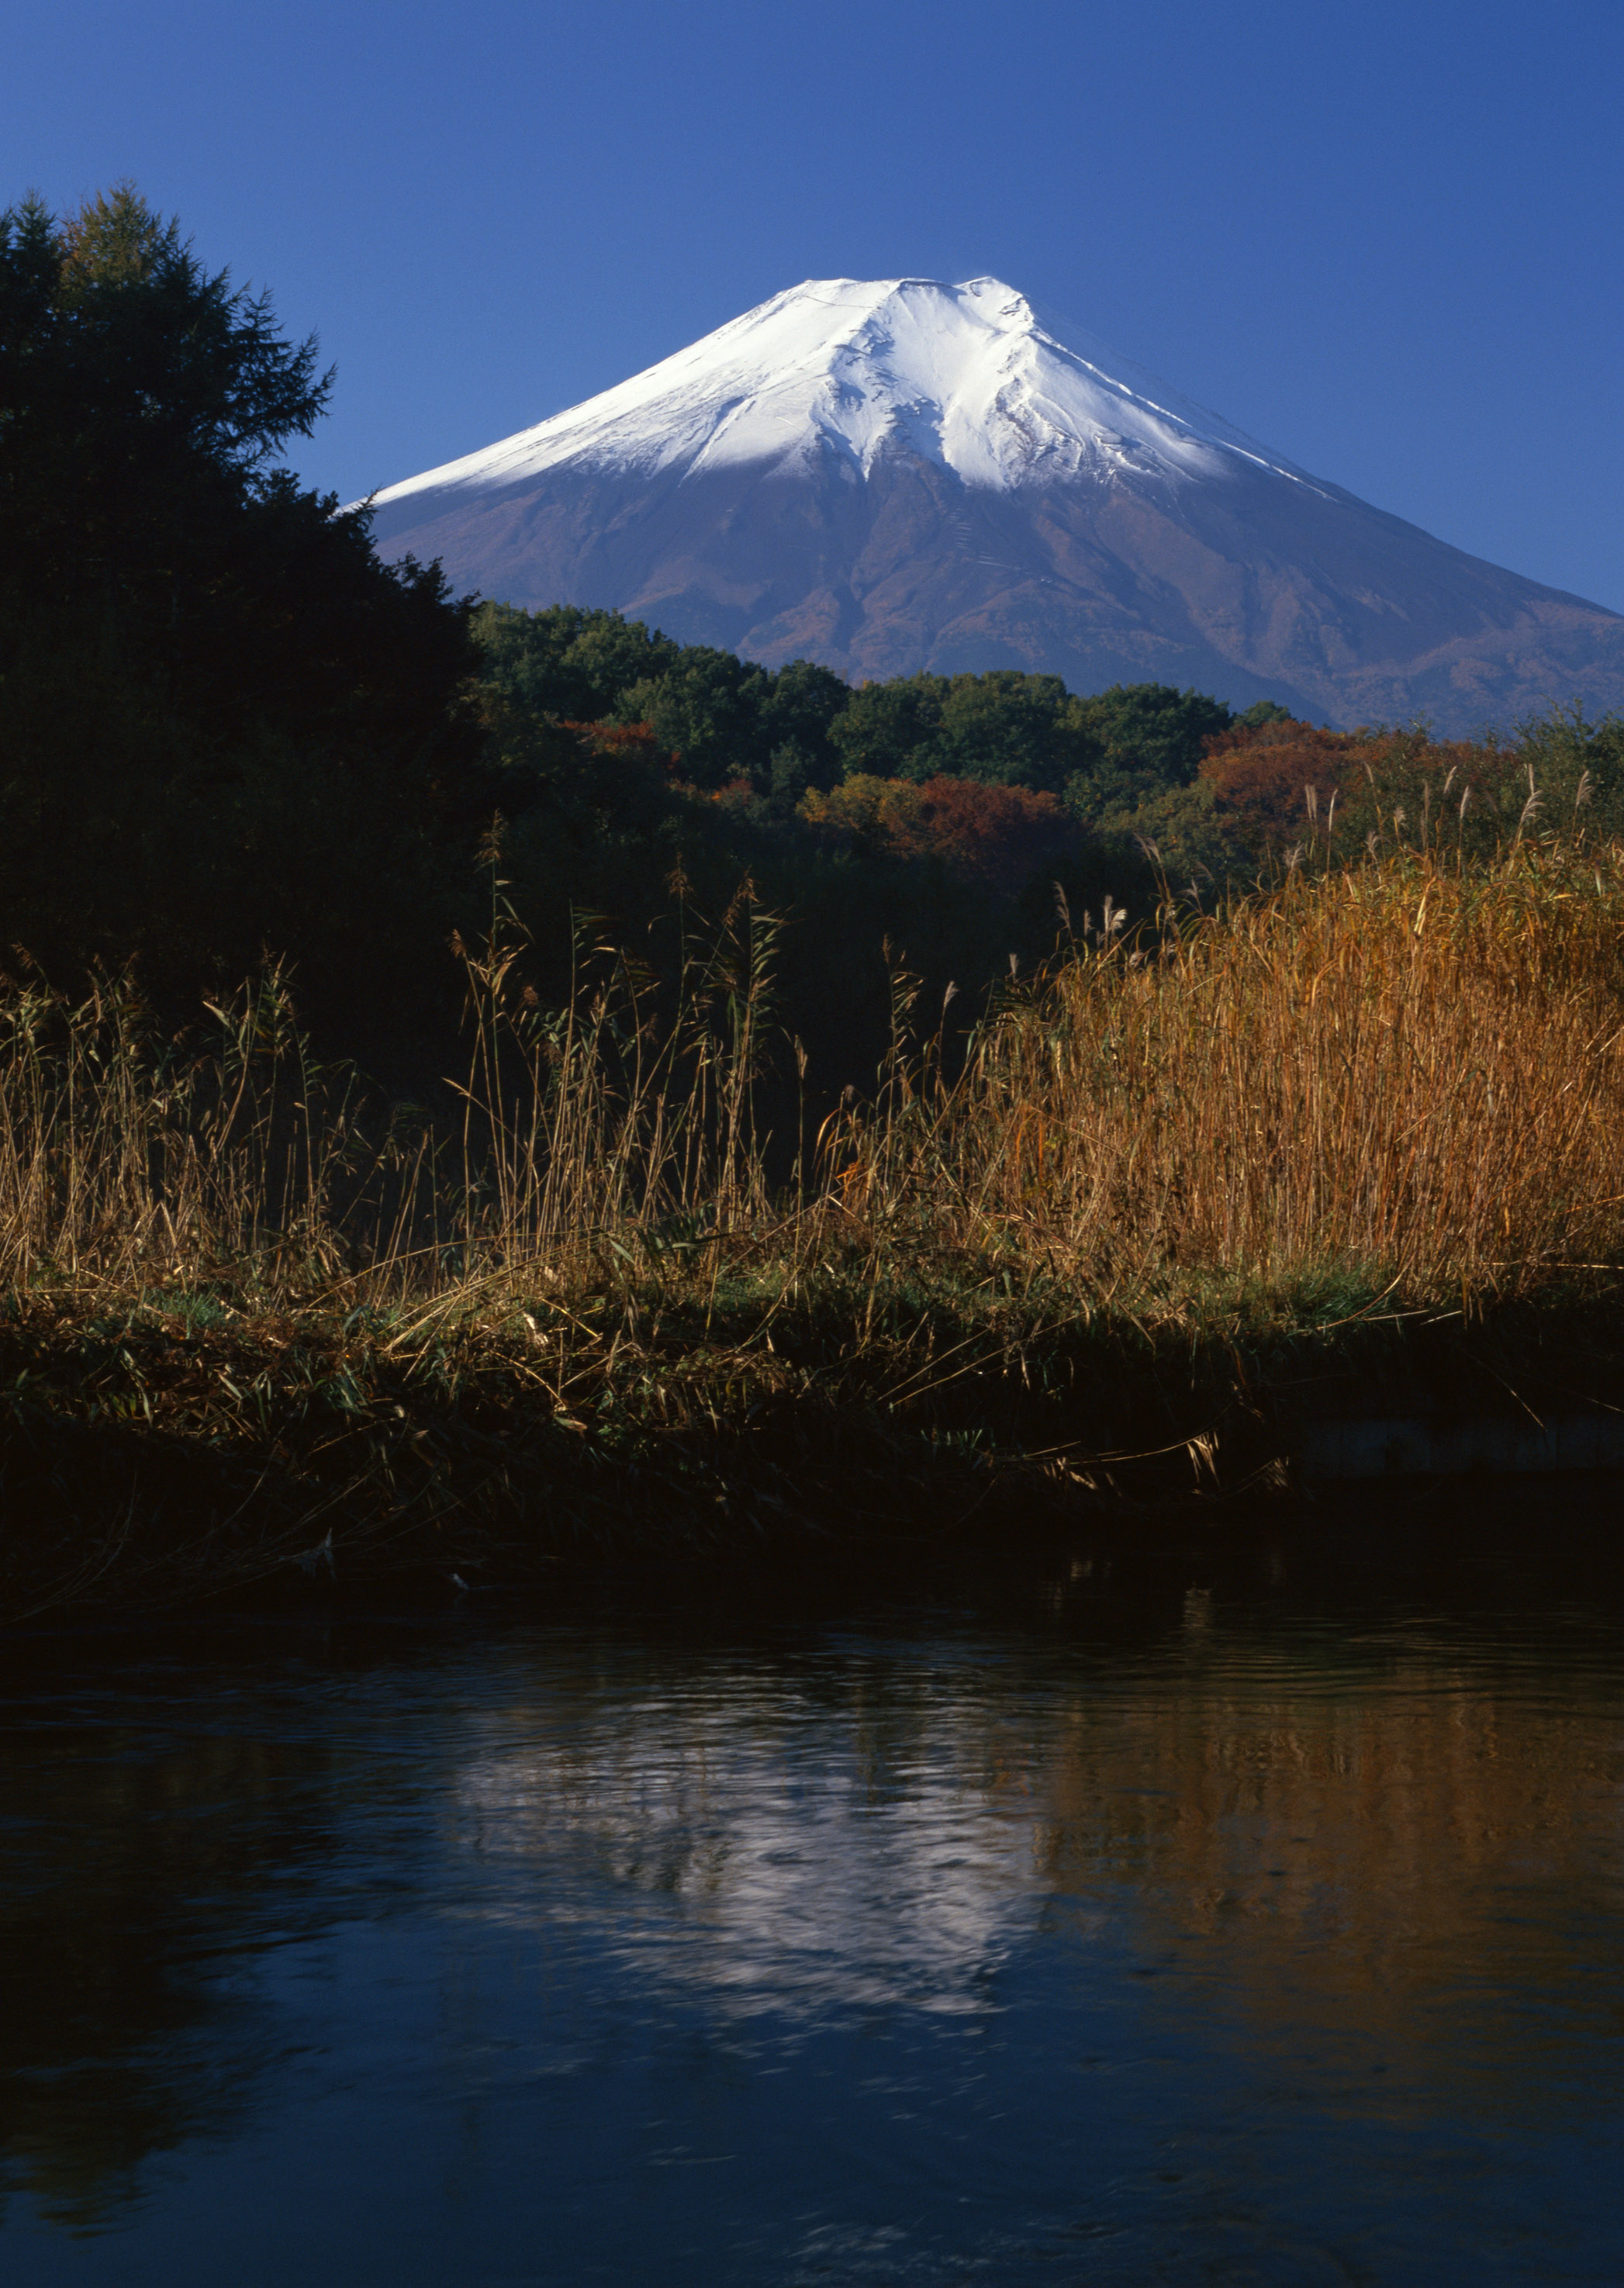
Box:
(0, 880, 789, 1312)
(826, 844, 1624, 1302)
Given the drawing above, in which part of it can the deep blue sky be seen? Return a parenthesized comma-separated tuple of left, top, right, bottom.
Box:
(9, 0, 1622, 609)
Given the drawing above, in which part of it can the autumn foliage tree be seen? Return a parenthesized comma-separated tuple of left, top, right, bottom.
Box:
(1197, 720, 1377, 846)
(1196, 718, 1554, 859)
(800, 774, 1082, 895)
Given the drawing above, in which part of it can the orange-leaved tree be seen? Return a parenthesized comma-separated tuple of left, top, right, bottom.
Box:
(800, 774, 1080, 894)
(1198, 720, 1526, 857)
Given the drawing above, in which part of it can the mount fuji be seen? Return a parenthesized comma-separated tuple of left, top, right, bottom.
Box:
(364, 277, 1624, 733)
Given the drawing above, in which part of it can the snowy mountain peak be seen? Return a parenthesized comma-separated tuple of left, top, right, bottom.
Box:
(368, 275, 1316, 513)
(365, 276, 1624, 736)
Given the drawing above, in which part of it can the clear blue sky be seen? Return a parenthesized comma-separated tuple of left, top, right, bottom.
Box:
(9, 0, 1622, 609)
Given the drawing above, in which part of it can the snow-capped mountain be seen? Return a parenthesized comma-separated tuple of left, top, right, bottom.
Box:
(365, 277, 1624, 732)
(369, 276, 1315, 501)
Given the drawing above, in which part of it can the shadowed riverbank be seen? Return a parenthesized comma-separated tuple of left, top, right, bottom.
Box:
(9, 845, 1624, 1616)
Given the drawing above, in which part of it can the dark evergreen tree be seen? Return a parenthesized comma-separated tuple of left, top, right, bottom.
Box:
(0, 186, 479, 1007)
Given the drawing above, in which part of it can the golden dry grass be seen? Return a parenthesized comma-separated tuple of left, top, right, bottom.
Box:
(6, 845, 1624, 1322)
(832, 845, 1624, 1302)
(7, 843, 1624, 1615)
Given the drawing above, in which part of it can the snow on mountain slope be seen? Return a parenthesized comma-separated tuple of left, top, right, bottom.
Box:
(362, 277, 1624, 734)
(367, 276, 1320, 510)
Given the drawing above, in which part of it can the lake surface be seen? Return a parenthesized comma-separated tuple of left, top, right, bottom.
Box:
(4, 1503, 1624, 2284)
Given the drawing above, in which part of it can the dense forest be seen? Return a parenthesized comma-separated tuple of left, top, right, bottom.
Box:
(5, 185, 1623, 1093)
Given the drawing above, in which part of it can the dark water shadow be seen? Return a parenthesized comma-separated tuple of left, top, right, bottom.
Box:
(2, 1481, 1623, 2280)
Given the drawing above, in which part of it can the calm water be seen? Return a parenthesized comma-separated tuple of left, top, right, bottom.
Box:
(4, 1509, 1624, 2284)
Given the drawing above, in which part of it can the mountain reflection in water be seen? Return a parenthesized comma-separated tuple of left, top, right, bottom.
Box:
(3, 1522, 1624, 2284)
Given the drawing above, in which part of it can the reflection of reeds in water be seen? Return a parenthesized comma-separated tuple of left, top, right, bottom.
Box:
(8, 846, 1624, 1605)
(1031, 1635, 1624, 2101)
(5, 1625, 1621, 2225)
(452, 1635, 1624, 2110)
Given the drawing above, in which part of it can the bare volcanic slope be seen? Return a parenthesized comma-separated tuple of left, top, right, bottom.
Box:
(365, 278, 1624, 733)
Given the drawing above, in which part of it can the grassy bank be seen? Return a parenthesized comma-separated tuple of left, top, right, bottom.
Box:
(8, 843, 1624, 1616)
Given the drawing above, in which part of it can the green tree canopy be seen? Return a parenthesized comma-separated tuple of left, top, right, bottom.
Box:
(472, 603, 686, 724)
(826, 674, 948, 778)
(828, 669, 1089, 792)
(473, 604, 847, 797)
(1063, 684, 1235, 805)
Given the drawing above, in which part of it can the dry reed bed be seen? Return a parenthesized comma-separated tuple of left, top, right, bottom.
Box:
(5, 845, 1624, 1613)
(840, 846, 1624, 1294)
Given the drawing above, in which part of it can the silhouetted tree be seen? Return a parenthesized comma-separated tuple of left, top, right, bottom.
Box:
(0, 185, 479, 1007)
